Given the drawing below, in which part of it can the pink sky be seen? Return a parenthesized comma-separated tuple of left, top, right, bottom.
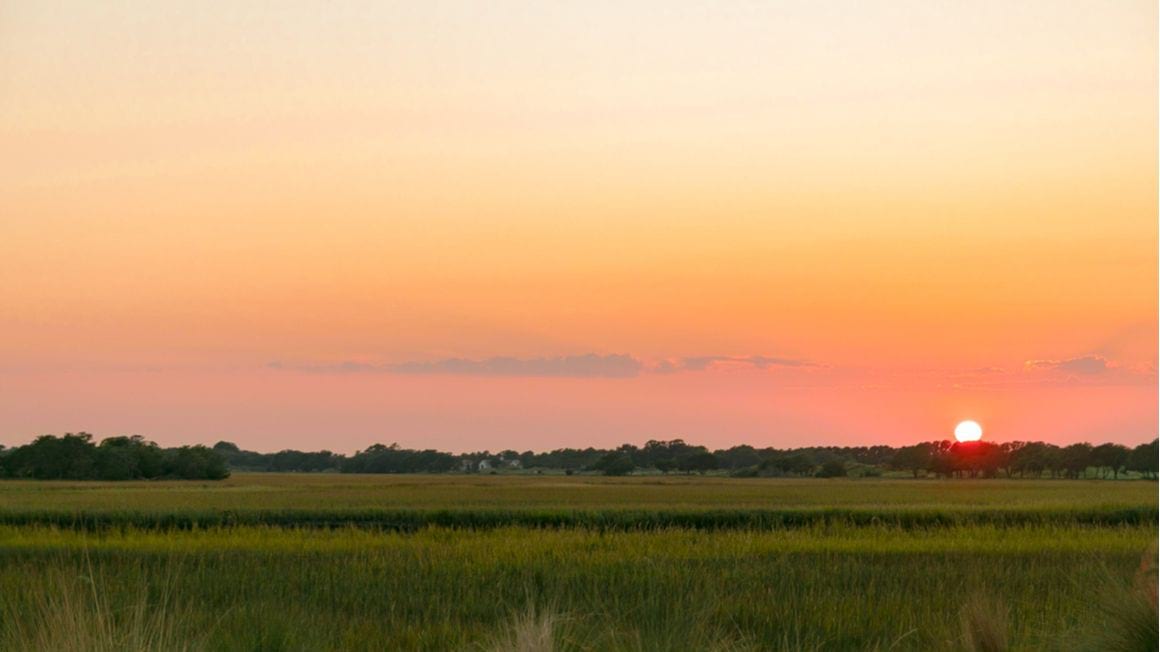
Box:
(1, 2, 1156, 452)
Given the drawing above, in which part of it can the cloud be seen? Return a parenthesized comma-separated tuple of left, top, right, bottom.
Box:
(653, 355, 814, 373)
(271, 354, 644, 378)
(388, 354, 643, 378)
(1024, 355, 1109, 375)
(269, 353, 814, 378)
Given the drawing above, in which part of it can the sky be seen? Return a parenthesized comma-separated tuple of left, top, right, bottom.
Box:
(1, 1, 1156, 453)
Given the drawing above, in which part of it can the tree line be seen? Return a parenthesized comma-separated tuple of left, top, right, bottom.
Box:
(1, 434, 1155, 481)
(0, 433, 229, 480)
(212, 437, 1158, 480)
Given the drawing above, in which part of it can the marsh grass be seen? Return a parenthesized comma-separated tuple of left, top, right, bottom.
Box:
(0, 559, 201, 652)
(0, 475, 1153, 649)
(0, 525, 1152, 649)
(0, 474, 1152, 516)
(487, 605, 563, 652)
(959, 594, 1008, 652)
(1078, 546, 1159, 652)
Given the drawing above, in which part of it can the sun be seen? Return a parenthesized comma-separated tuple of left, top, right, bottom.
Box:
(954, 420, 983, 442)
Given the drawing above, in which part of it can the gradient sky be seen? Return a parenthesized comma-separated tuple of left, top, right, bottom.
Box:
(1, 1, 1156, 452)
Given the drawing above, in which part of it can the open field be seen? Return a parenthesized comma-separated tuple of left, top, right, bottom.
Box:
(0, 475, 1155, 650)
(0, 473, 1154, 515)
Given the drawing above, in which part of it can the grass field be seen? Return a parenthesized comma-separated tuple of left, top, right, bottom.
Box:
(0, 475, 1155, 650)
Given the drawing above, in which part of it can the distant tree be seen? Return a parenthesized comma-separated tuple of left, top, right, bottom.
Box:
(950, 441, 1007, 478)
(677, 451, 719, 474)
(924, 440, 957, 478)
(815, 459, 847, 478)
(5, 433, 98, 480)
(97, 435, 163, 480)
(1041, 444, 1065, 479)
(1091, 443, 1130, 479)
(713, 445, 762, 470)
(892, 443, 933, 478)
(593, 452, 635, 476)
(1127, 439, 1159, 480)
(764, 451, 816, 477)
(164, 445, 230, 480)
(1060, 443, 1094, 479)
(639, 439, 701, 473)
(1008, 442, 1055, 479)
(342, 443, 457, 474)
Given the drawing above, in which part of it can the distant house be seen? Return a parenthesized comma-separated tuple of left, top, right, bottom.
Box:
(477, 459, 493, 472)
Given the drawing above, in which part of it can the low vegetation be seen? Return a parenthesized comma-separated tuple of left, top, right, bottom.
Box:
(0, 466, 1153, 649)
(0, 521, 1154, 650)
(0, 474, 1153, 519)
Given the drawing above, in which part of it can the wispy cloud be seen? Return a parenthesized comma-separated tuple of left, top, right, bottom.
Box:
(654, 355, 814, 373)
(269, 354, 644, 378)
(269, 353, 814, 378)
(1024, 355, 1109, 375)
(1015, 354, 1156, 387)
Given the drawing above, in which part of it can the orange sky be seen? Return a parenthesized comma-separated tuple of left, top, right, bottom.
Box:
(1, 1, 1156, 452)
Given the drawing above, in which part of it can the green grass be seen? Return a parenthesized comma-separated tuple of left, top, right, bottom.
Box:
(0, 525, 1154, 650)
(0, 474, 1153, 513)
(0, 475, 1154, 650)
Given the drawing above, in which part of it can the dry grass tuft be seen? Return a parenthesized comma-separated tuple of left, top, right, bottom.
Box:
(488, 605, 562, 652)
(1, 563, 200, 652)
(959, 594, 1008, 652)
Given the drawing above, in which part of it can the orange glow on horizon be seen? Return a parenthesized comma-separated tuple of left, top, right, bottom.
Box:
(0, 1, 1155, 451)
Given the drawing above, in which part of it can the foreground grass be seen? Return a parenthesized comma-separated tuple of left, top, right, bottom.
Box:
(0, 524, 1154, 650)
(0, 477, 1153, 649)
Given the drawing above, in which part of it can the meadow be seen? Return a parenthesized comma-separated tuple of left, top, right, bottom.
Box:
(0, 475, 1155, 650)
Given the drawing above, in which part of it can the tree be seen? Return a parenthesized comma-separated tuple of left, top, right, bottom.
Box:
(1127, 439, 1158, 480)
(1008, 442, 1056, 479)
(97, 435, 163, 480)
(892, 443, 933, 478)
(815, 460, 847, 478)
(762, 451, 816, 477)
(949, 441, 1007, 478)
(677, 451, 719, 474)
(713, 445, 762, 470)
(164, 445, 230, 480)
(5, 433, 98, 480)
(1060, 443, 1094, 479)
(341, 443, 457, 474)
(593, 452, 635, 476)
(639, 439, 701, 473)
(1091, 443, 1130, 479)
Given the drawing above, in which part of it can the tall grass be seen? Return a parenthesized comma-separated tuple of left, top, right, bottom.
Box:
(1079, 547, 1158, 651)
(0, 475, 1153, 649)
(0, 506, 1151, 532)
(0, 525, 1152, 649)
(0, 560, 199, 651)
(487, 606, 562, 652)
(959, 595, 1008, 652)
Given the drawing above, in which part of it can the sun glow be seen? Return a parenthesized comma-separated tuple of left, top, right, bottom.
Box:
(954, 420, 983, 443)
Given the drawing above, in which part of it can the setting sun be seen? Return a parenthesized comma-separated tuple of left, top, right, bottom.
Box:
(954, 420, 983, 443)
(0, 3, 1155, 649)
